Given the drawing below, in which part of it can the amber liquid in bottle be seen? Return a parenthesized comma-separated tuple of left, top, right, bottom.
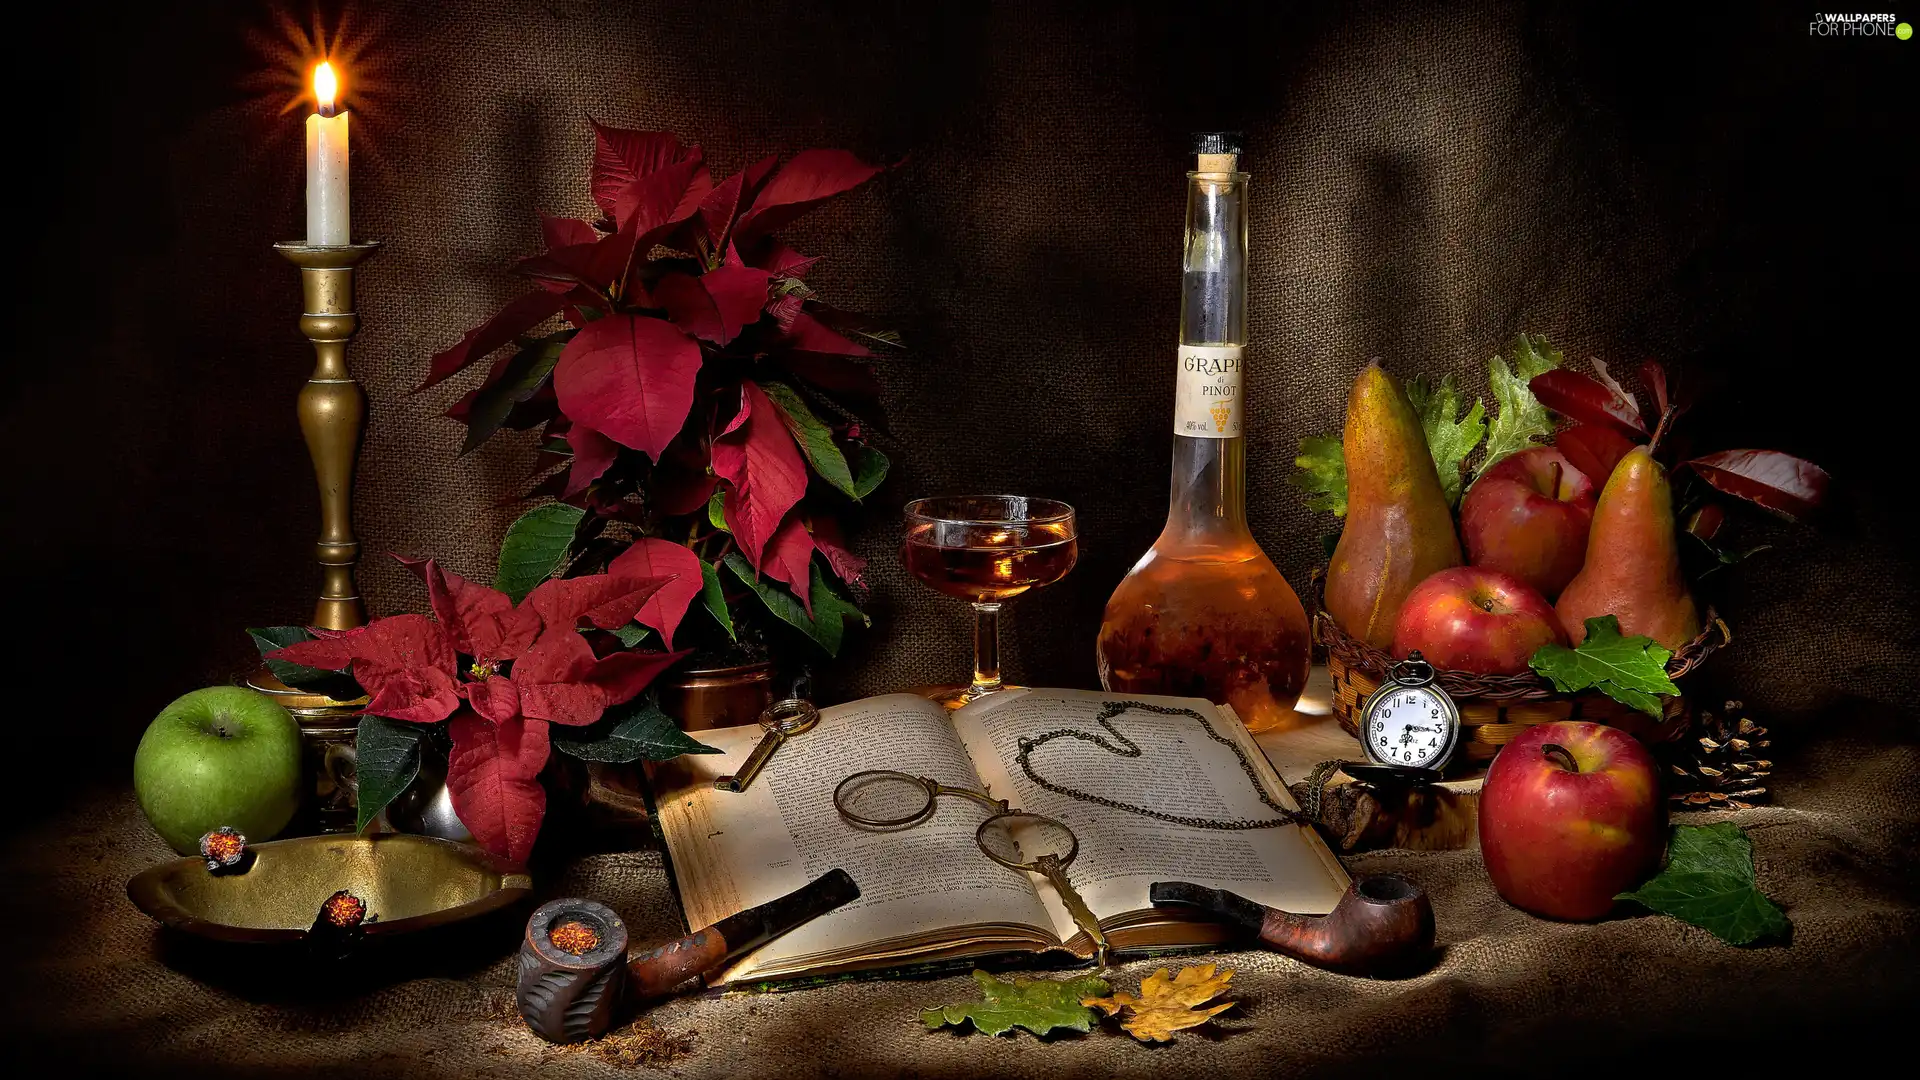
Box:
(1095, 137, 1311, 734)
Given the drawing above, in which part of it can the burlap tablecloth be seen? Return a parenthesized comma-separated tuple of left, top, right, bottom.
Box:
(5, 707, 1912, 1078)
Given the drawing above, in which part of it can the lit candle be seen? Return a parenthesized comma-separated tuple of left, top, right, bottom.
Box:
(305, 62, 350, 246)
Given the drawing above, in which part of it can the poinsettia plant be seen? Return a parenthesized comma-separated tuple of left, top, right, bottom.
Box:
(422, 120, 895, 663)
(252, 554, 716, 865)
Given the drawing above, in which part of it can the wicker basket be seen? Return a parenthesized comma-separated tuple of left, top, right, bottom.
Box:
(1313, 577, 1731, 767)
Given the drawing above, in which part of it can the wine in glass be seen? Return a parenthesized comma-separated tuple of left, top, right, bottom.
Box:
(902, 496, 1078, 707)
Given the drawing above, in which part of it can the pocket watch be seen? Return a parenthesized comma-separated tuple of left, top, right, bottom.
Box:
(1347, 652, 1460, 786)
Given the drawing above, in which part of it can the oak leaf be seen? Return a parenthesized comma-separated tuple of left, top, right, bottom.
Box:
(1082, 964, 1236, 1043)
(921, 970, 1110, 1038)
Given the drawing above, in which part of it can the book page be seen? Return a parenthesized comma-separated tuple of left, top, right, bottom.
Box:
(952, 689, 1348, 943)
(648, 693, 1056, 978)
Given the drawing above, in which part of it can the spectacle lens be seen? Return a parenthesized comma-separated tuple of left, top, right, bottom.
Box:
(833, 770, 938, 829)
(976, 811, 1078, 871)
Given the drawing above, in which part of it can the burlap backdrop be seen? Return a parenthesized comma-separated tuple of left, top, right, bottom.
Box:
(3, 1, 1914, 1075)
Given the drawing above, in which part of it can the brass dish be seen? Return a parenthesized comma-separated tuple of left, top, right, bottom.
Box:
(127, 832, 532, 944)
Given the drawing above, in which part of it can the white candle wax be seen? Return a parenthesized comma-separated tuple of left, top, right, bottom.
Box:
(306, 109, 350, 246)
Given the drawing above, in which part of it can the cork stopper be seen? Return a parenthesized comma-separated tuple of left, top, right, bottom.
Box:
(1192, 131, 1243, 178)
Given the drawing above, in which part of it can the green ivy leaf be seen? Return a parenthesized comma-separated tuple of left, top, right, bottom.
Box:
(848, 444, 889, 500)
(1477, 332, 1562, 478)
(494, 503, 586, 603)
(759, 381, 857, 497)
(922, 970, 1111, 1038)
(1292, 434, 1347, 516)
(699, 558, 735, 641)
(1616, 823, 1789, 945)
(246, 626, 365, 701)
(552, 696, 719, 763)
(353, 715, 426, 835)
(460, 332, 569, 454)
(1405, 374, 1487, 507)
(1528, 615, 1680, 717)
(723, 553, 869, 657)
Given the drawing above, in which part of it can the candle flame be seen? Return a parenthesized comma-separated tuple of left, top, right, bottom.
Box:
(313, 62, 338, 113)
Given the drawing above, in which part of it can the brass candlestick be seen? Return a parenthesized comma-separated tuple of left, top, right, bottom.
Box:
(246, 240, 380, 833)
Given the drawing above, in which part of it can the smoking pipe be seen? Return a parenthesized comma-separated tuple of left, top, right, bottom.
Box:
(1149, 874, 1435, 976)
(517, 868, 859, 1042)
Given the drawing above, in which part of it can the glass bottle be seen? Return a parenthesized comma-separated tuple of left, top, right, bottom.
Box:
(1095, 133, 1312, 733)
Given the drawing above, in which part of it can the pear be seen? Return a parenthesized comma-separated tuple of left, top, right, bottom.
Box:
(1324, 362, 1462, 648)
(1555, 446, 1701, 650)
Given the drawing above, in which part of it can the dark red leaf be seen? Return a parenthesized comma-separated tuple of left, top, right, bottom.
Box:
(393, 555, 540, 664)
(464, 675, 521, 725)
(1685, 449, 1830, 521)
(762, 517, 818, 615)
(783, 310, 873, 357)
(580, 647, 691, 709)
(608, 538, 705, 650)
(735, 149, 883, 244)
(563, 425, 620, 498)
(589, 122, 689, 218)
(1529, 368, 1650, 437)
(419, 289, 573, 392)
(749, 240, 820, 279)
(1686, 503, 1725, 541)
(810, 516, 867, 589)
(1639, 359, 1670, 419)
(712, 382, 809, 569)
(652, 466, 719, 517)
(779, 352, 883, 399)
(552, 314, 704, 461)
(524, 573, 672, 634)
(446, 711, 548, 865)
(269, 614, 462, 724)
(700, 156, 781, 251)
(539, 213, 599, 255)
(1555, 424, 1636, 487)
(509, 629, 604, 726)
(703, 256, 775, 341)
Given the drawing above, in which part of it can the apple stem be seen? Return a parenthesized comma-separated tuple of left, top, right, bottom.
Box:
(1542, 743, 1579, 773)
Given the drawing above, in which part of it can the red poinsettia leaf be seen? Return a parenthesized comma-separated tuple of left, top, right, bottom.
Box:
(608, 538, 705, 650)
(464, 675, 521, 725)
(563, 424, 620, 498)
(1685, 449, 1830, 521)
(810, 516, 867, 589)
(762, 516, 818, 615)
(712, 382, 809, 568)
(748, 239, 820, 279)
(652, 271, 725, 342)
(1554, 424, 1636, 487)
(1686, 502, 1725, 541)
(779, 351, 883, 399)
(517, 234, 622, 291)
(551, 314, 704, 461)
(1529, 368, 1650, 438)
(704, 253, 774, 341)
(652, 466, 719, 517)
(589, 122, 688, 218)
(510, 629, 605, 726)
(614, 154, 708, 241)
(698, 165, 750, 251)
(539, 213, 599, 255)
(419, 289, 573, 393)
(446, 711, 549, 865)
(393, 555, 541, 664)
(734, 149, 883, 244)
(783, 310, 873, 357)
(524, 572, 673, 634)
(270, 614, 462, 724)
(582, 647, 692, 709)
(1639, 359, 1670, 419)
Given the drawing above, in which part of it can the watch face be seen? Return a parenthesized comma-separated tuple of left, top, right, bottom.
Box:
(1365, 685, 1454, 769)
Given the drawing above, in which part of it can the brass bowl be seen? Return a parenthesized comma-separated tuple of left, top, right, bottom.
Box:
(127, 833, 533, 944)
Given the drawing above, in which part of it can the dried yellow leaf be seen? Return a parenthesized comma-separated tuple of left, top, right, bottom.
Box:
(1081, 964, 1236, 1043)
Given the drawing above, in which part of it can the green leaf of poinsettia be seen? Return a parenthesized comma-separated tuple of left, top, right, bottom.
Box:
(353, 714, 426, 835)
(552, 696, 719, 763)
(921, 970, 1112, 1038)
(699, 558, 735, 641)
(246, 626, 365, 701)
(707, 488, 731, 533)
(759, 381, 857, 497)
(1528, 615, 1680, 717)
(1616, 823, 1789, 946)
(461, 331, 569, 454)
(494, 503, 586, 603)
(723, 553, 869, 657)
(1405, 373, 1487, 507)
(1292, 434, 1347, 516)
(1477, 332, 1562, 478)
(848, 444, 889, 500)
(611, 622, 650, 648)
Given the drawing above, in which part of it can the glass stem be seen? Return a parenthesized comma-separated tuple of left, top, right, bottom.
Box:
(971, 602, 1003, 695)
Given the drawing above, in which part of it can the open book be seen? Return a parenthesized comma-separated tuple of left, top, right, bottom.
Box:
(646, 689, 1349, 986)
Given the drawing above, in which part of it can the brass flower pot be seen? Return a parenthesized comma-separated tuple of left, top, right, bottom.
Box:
(656, 660, 774, 732)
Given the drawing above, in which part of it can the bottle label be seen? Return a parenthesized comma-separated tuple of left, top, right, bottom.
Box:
(1174, 345, 1244, 438)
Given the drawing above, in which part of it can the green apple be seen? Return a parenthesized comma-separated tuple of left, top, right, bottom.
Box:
(133, 686, 303, 854)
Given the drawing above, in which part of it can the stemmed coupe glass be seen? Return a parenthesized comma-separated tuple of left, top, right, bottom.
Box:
(902, 496, 1079, 708)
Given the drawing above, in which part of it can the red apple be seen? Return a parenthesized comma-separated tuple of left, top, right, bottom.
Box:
(1391, 566, 1567, 675)
(1479, 721, 1664, 920)
(1461, 446, 1597, 599)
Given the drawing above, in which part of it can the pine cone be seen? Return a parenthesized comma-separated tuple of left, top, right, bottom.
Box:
(1663, 700, 1772, 811)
